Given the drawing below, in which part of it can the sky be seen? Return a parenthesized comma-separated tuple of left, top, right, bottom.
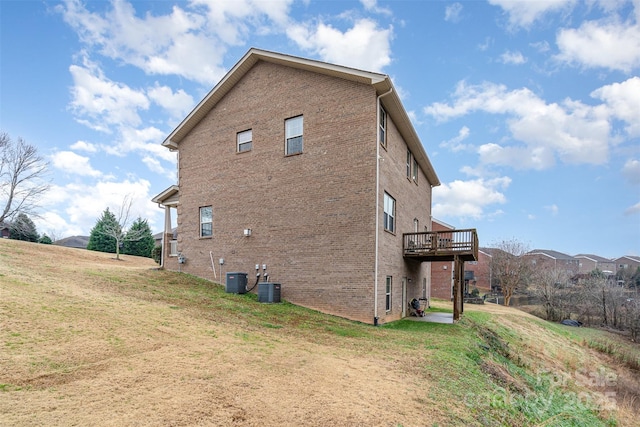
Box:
(1, 0, 639, 259)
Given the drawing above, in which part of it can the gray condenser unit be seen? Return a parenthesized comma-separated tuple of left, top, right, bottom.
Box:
(258, 282, 281, 303)
(226, 272, 248, 294)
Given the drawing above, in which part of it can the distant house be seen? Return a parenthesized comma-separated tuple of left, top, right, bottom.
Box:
(152, 48, 477, 324)
(0, 222, 9, 238)
(574, 254, 615, 275)
(53, 236, 90, 249)
(523, 249, 580, 276)
(614, 255, 640, 274)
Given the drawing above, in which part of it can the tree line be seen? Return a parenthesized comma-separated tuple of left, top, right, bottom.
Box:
(487, 239, 640, 340)
(1, 131, 156, 259)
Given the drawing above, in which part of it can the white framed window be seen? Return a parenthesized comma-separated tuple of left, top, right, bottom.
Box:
(285, 115, 303, 155)
(237, 129, 252, 152)
(200, 206, 212, 238)
(379, 106, 387, 147)
(386, 276, 392, 312)
(412, 156, 418, 182)
(406, 150, 411, 179)
(383, 192, 395, 233)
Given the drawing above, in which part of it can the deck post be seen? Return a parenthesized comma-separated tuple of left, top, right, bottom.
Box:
(453, 255, 464, 321)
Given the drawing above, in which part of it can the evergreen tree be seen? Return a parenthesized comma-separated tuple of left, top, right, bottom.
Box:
(9, 213, 39, 242)
(39, 234, 52, 244)
(122, 217, 155, 258)
(87, 208, 118, 254)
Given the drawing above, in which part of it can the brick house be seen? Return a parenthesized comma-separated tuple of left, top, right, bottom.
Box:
(430, 219, 454, 300)
(614, 256, 640, 274)
(574, 254, 616, 275)
(523, 249, 580, 276)
(152, 48, 450, 325)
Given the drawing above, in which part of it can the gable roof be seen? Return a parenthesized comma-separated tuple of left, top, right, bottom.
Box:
(614, 255, 640, 263)
(151, 185, 179, 206)
(527, 249, 576, 260)
(161, 48, 439, 186)
(574, 254, 614, 263)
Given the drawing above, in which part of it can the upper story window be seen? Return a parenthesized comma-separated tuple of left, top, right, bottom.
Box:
(200, 206, 212, 238)
(412, 156, 418, 182)
(237, 129, 252, 152)
(383, 192, 395, 233)
(406, 150, 411, 179)
(285, 115, 303, 155)
(379, 106, 387, 147)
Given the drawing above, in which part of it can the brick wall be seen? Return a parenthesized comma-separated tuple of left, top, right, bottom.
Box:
(170, 60, 433, 324)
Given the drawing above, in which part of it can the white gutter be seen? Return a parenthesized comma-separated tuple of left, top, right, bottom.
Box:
(374, 87, 393, 325)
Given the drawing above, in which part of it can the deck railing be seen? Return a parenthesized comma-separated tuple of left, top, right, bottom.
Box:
(403, 228, 478, 261)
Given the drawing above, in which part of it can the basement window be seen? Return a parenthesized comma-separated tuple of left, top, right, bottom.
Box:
(200, 206, 212, 238)
(237, 129, 252, 152)
(386, 276, 392, 312)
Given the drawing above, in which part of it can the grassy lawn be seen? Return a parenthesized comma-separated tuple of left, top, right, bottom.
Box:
(1, 239, 638, 426)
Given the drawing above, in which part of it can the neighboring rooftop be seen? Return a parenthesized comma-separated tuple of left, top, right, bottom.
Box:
(54, 235, 89, 249)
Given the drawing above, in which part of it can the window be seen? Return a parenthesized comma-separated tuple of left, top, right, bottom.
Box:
(200, 206, 212, 237)
(385, 276, 392, 312)
(383, 192, 395, 233)
(412, 156, 418, 182)
(285, 115, 303, 155)
(237, 129, 252, 152)
(379, 106, 387, 147)
(406, 150, 411, 179)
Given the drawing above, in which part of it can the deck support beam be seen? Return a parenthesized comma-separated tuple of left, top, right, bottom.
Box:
(453, 255, 465, 321)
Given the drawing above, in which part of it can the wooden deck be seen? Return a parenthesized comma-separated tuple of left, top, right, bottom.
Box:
(403, 229, 478, 262)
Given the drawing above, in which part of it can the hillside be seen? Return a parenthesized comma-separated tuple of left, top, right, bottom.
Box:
(1, 239, 638, 426)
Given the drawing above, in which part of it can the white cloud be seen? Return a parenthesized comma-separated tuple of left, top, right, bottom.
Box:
(59, 0, 228, 84)
(142, 155, 176, 180)
(69, 59, 149, 131)
(424, 80, 621, 169)
(556, 19, 640, 73)
(51, 151, 102, 177)
(440, 126, 471, 152)
(432, 176, 511, 220)
(622, 159, 640, 185)
(38, 178, 161, 236)
(147, 84, 194, 119)
(488, 0, 577, 28)
(445, 3, 463, 23)
(104, 126, 172, 161)
(359, 0, 392, 15)
(499, 50, 527, 64)
(287, 18, 393, 72)
(591, 77, 640, 137)
(70, 140, 98, 153)
(625, 201, 640, 215)
(545, 204, 559, 215)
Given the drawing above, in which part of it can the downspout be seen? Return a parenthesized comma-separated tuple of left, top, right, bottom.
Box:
(374, 87, 393, 325)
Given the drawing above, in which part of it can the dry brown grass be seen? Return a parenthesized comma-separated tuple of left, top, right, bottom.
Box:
(0, 239, 449, 426)
(2, 239, 638, 426)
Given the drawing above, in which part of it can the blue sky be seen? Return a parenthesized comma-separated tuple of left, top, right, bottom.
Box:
(1, 0, 638, 259)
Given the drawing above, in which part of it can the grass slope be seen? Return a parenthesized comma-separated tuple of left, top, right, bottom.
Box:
(1, 239, 638, 426)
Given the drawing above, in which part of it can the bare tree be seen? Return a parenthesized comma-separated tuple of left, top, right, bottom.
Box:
(0, 132, 50, 224)
(490, 239, 531, 306)
(100, 195, 148, 260)
(529, 266, 572, 321)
